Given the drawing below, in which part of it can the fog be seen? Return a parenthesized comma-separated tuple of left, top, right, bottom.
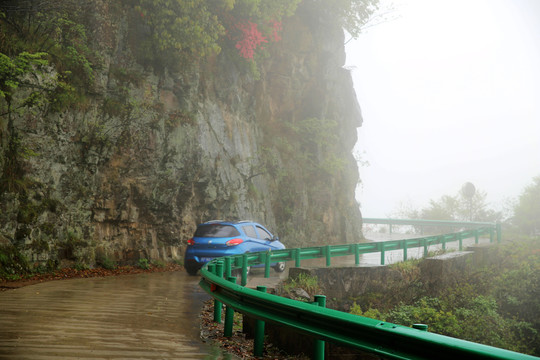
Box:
(345, 0, 540, 218)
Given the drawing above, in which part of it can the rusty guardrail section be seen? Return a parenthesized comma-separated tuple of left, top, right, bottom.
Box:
(199, 219, 537, 360)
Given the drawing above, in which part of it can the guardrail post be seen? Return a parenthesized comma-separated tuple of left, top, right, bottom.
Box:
(264, 251, 271, 278)
(325, 245, 331, 267)
(241, 254, 248, 286)
(380, 243, 385, 265)
(254, 286, 267, 357)
(214, 261, 224, 323)
(295, 248, 301, 267)
(354, 243, 360, 265)
(458, 233, 462, 251)
(403, 241, 408, 262)
(423, 238, 428, 258)
(224, 276, 237, 337)
(496, 222, 502, 243)
(314, 295, 326, 360)
(475, 229, 479, 244)
(413, 324, 429, 332)
(224, 257, 231, 279)
(490, 227, 495, 243)
(442, 235, 446, 251)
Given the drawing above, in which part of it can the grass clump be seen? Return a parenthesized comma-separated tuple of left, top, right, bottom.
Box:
(283, 272, 320, 296)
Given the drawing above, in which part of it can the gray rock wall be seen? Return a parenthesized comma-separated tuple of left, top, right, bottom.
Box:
(0, 1, 364, 267)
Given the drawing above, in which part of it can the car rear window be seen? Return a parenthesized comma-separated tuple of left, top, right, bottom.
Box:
(194, 224, 240, 238)
(242, 225, 257, 238)
(256, 226, 273, 240)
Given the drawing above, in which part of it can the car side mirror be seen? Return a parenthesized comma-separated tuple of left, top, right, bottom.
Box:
(272, 235, 279, 241)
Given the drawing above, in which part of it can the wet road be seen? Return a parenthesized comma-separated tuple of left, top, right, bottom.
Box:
(0, 271, 234, 359)
(0, 234, 489, 359)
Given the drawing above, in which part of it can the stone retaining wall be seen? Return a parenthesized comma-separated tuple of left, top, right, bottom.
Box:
(288, 244, 496, 300)
(246, 244, 498, 359)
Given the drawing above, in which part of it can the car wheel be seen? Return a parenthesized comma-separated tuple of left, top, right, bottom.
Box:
(273, 261, 286, 273)
(185, 266, 199, 276)
(232, 266, 251, 277)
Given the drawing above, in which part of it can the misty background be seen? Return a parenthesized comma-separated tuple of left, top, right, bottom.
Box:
(345, 0, 540, 218)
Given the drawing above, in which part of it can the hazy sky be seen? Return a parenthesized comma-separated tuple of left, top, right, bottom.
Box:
(345, 0, 540, 218)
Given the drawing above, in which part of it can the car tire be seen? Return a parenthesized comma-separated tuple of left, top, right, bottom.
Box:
(185, 266, 199, 276)
(273, 261, 286, 273)
(232, 266, 251, 278)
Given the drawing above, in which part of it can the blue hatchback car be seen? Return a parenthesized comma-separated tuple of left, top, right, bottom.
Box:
(184, 220, 286, 276)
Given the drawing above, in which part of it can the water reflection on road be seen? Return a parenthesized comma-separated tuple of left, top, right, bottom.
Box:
(0, 271, 235, 359)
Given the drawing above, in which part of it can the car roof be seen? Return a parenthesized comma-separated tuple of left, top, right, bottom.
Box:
(199, 220, 257, 226)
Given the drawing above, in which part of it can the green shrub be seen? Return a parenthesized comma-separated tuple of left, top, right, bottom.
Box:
(349, 302, 385, 321)
(138, 258, 150, 270)
(452, 296, 534, 352)
(386, 297, 460, 335)
(0, 246, 30, 279)
(349, 239, 540, 355)
(96, 256, 116, 270)
(74, 262, 90, 271)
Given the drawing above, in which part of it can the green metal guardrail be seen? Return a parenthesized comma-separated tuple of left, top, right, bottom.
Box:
(363, 218, 502, 242)
(199, 219, 537, 360)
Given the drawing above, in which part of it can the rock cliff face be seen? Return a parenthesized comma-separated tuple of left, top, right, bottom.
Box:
(0, 1, 363, 266)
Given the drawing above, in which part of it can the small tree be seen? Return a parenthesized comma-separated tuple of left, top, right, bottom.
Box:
(513, 176, 540, 236)
(397, 187, 501, 226)
(420, 195, 459, 221)
(456, 189, 501, 222)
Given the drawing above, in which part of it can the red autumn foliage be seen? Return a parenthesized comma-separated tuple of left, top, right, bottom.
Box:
(235, 21, 268, 59)
(234, 20, 282, 59)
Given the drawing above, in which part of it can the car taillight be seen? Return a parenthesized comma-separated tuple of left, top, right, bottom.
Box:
(187, 238, 195, 246)
(226, 238, 243, 246)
